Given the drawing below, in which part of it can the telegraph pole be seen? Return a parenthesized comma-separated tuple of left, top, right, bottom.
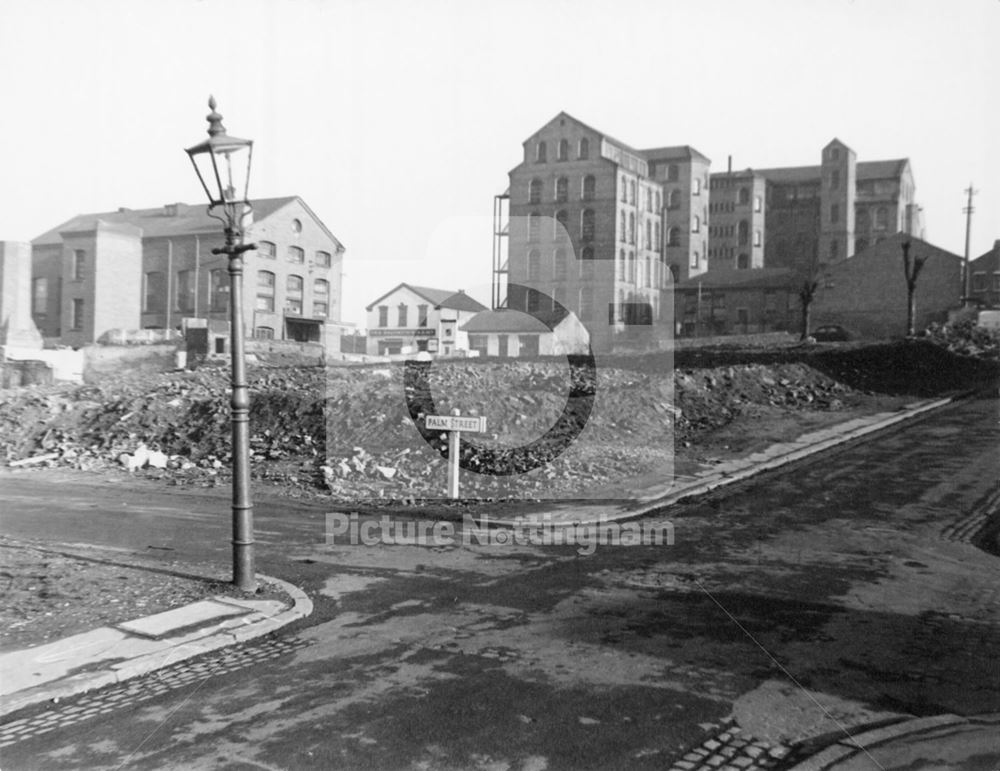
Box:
(962, 183, 977, 305)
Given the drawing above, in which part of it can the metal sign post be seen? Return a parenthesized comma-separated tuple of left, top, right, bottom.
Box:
(424, 409, 487, 499)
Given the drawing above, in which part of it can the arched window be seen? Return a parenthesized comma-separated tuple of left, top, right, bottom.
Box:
(621, 176, 628, 202)
(668, 189, 681, 209)
(645, 220, 652, 249)
(629, 180, 636, 204)
(645, 255, 652, 288)
(738, 219, 749, 246)
(656, 191, 661, 210)
(629, 212, 635, 244)
(527, 249, 541, 280)
(667, 227, 681, 247)
(558, 139, 569, 161)
(578, 138, 589, 160)
(628, 251, 636, 283)
(654, 222, 661, 250)
(620, 211, 627, 242)
(529, 179, 542, 204)
(555, 177, 569, 203)
(738, 187, 750, 205)
(581, 209, 595, 242)
(582, 175, 596, 201)
(554, 210, 569, 239)
(618, 249, 626, 280)
(646, 188, 653, 212)
(536, 142, 547, 163)
(554, 248, 567, 280)
(529, 212, 541, 241)
(692, 215, 700, 233)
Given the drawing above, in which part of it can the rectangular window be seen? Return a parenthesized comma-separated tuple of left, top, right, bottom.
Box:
(71, 298, 84, 330)
(254, 326, 275, 340)
(144, 271, 166, 312)
(315, 250, 331, 268)
(209, 269, 228, 311)
(378, 305, 388, 327)
(32, 277, 48, 316)
(754, 230, 762, 247)
(418, 304, 429, 327)
(285, 275, 304, 315)
(764, 290, 778, 312)
(397, 304, 408, 327)
(690, 250, 699, 269)
(73, 250, 85, 281)
(288, 246, 304, 264)
(993, 273, 1000, 292)
(754, 195, 762, 212)
(176, 269, 195, 312)
(313, 301, 328, 318)
(256, 270, 275, 312)
(831, 203, 840, 224)
(972, 273, 987, 292)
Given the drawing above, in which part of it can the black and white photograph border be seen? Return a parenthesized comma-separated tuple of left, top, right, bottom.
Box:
(0, 1, 998, 769)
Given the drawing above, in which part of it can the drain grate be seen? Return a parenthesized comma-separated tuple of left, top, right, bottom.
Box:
(0, 635, 308, 748)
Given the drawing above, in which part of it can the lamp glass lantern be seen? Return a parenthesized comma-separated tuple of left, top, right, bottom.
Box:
(185, 96, 254, 233)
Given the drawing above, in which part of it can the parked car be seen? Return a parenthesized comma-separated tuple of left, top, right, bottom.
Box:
(812, 325, 852, 342)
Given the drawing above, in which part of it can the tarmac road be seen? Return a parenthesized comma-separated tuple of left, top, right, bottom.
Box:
(0, 394, 998, 769)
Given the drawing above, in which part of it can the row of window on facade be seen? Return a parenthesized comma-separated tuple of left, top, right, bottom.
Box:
(534, 138, 591, 163)
(256, 242, 333, 268)
(518, 285, 659, 323)
(682, 291, 785, 314)
(134, 271, 332, 318)
(523, 247, 665, 290)
(709, 221, 762, 247)
(375, 304, 433, 328)
(710, 189, 762, 212)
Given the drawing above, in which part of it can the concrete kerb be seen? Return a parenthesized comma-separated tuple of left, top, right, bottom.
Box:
(0, 574, 312, 718)
(487, 395, 957, 530)
(786, 713, 1000, 771)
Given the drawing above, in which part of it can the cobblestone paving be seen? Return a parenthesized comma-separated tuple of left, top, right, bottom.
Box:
(668, 720, 791, 770)
(940, 478, 1000, 543)
(0, 635, 307, 749)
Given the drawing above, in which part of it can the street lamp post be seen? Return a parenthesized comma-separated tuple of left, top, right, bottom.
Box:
(185, 96, 257, 592)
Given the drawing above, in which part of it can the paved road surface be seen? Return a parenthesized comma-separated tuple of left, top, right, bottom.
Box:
(1, 395, 998, 769)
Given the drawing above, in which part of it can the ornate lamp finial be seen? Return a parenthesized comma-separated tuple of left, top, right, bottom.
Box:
(206, 95, 226, 137)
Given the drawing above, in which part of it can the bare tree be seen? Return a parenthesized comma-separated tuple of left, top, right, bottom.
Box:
(798, 277, 819, 341)
(901, 240, 927, 336)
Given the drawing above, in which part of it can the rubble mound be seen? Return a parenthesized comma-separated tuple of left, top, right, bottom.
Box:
(1, 341, 993, 499)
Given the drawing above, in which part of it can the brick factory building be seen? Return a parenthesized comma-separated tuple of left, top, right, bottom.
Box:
(30, 197, 345, 349)
(710, 139, 925, 275)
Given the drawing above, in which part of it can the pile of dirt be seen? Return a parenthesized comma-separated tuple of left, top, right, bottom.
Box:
(923, 319, 1000, 360)
(0, 341, 992, 499)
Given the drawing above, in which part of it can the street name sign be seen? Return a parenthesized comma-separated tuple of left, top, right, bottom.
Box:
(425, 415, 486, 433)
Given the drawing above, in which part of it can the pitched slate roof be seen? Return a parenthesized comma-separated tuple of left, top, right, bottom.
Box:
(365, 283, 488, 312)
(756, 159, 910, 185)
(677, 267, 798, 290)
(461, 309, 554, 334)
(640, 145, 711, 163)
(32, 197, 303, 246)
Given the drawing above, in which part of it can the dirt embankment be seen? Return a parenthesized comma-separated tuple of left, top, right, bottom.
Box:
(0, 341, 995, 500)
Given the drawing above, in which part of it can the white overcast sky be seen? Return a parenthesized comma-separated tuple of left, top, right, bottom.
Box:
(1, 0, 996, 328)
